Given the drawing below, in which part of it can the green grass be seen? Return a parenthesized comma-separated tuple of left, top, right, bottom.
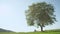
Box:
(0, 29, 60, 34)
(0, 32, 17, 34)
(24, 31, 60, 34)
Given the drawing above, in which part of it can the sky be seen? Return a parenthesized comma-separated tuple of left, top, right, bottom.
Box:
(0, 0, 60, 32)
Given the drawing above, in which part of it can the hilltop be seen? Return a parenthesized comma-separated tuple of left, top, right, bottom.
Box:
(0, 28, 13, 32)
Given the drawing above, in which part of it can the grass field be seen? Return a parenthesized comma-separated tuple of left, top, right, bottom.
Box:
(0, 29, 60, 34)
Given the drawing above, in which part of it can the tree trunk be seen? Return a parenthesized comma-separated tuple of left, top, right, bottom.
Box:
(41, 26, 43, 32)
(40, 23, 44, 32)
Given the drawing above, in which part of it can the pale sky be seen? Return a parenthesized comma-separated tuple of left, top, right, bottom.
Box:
(0, 0, 60, 32)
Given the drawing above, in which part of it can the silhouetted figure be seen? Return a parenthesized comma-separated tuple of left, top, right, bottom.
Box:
(34, 29, 36, 32)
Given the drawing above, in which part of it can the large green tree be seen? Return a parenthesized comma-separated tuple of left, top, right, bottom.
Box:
(25, 2, 56, 32)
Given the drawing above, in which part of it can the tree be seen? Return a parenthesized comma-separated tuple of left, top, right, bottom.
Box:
(25, 2, 56, 32)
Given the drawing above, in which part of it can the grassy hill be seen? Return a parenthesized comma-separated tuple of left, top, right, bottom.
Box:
(0, 28, 13, 32)
(0, 29, 60, 34)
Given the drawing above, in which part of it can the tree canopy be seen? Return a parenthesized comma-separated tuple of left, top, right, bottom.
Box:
(25, 2, 56, 31)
